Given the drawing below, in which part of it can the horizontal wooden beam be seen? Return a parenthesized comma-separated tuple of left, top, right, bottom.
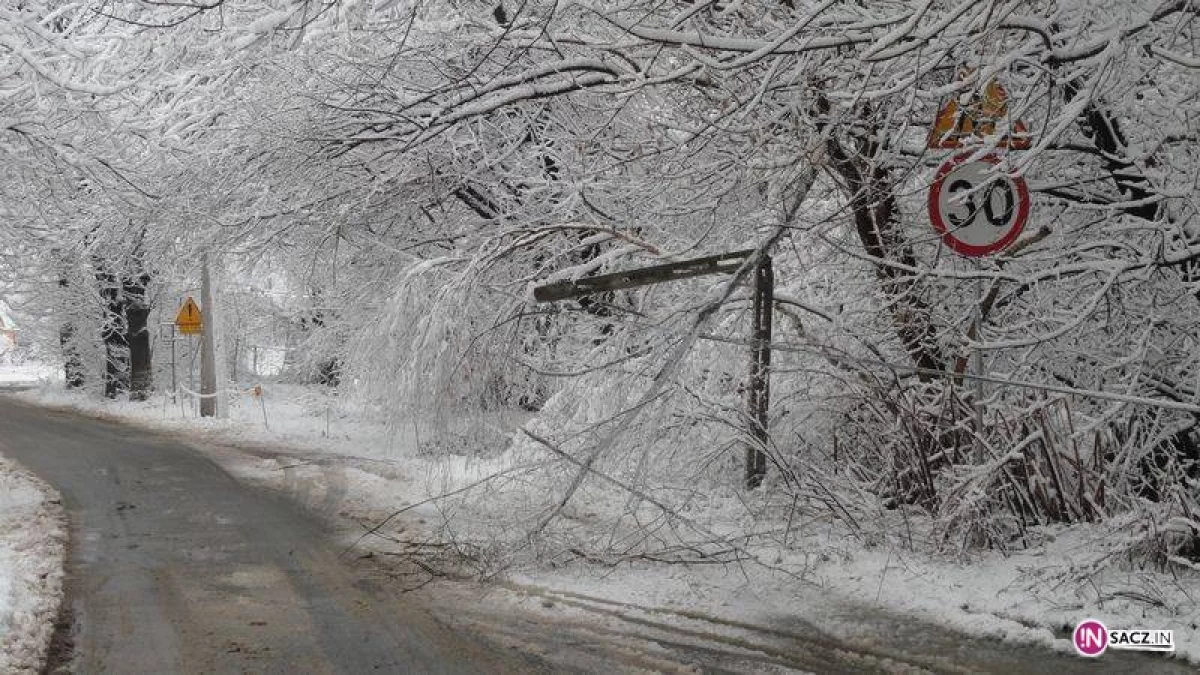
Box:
(533, 249, 756, 303)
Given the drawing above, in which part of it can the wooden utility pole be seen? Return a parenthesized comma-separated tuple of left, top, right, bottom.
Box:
(532, 249, 775, 489)
(200, 253, 217, 418)
(745, 255, 773, 489)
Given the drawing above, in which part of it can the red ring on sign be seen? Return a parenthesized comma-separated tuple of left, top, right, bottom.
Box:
(928, 151, 1030, 258)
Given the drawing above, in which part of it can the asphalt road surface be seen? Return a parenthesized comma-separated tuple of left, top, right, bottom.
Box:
(0, 392, 1195, 674)
(0, 395, 544, 674)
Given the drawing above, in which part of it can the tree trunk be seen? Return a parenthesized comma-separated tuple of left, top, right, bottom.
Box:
(819, 103, 958, 507)
(824, 128, 945, 374)
(57, 273, 85, 388)
(59, 322, 84, 389)
(1062, 75, 1200, 495)
(97, 268, 129, 399)
(125, 272, 152, 401)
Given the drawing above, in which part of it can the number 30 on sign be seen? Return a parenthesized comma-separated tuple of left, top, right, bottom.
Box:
(928, 152, 1030, 258)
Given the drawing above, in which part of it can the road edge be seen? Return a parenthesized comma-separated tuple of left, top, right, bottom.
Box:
(0, 451, 68, 674)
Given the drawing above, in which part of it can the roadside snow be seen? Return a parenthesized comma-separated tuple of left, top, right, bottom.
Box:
(0, 363, 56, 384)
(0, 453, 67, 673)
(15, 382, 1200, 668)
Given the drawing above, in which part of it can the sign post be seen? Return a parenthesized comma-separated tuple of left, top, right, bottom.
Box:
(174, 295, 204, 415)
(927, 75, 1035, 457)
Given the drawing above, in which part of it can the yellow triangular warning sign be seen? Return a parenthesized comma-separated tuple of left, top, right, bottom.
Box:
(175, 297, 203, 335)
(929, 78, 1031, 150)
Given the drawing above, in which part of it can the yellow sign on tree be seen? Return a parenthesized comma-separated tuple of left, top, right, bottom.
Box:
(175, 297, 203, 335)
(929, 77, 1031, 150)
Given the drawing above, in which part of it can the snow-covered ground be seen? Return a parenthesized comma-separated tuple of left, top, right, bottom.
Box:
(0, 454, 67, 673)
(0, 363, 56, 385)
(0, 362, 68, 672)
(7, 379, 1199, 668)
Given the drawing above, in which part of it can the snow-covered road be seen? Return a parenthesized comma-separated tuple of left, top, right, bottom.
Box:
(2, 393, 1194, 673)
(0, 396, 539, 673)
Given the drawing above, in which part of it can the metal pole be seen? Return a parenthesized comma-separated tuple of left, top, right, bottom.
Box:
(973, 280, 986, 461)
(170, 324, 177, 404)
(745, 254, 773, 489)
(189, 336, 196, 401)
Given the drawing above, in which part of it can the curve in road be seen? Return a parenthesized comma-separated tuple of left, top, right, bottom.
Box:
(0, 396, 543, 674)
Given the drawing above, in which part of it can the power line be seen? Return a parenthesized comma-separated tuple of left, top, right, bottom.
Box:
(695, 333, 1200, 415)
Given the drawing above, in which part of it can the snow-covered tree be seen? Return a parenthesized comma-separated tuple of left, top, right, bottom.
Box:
(260, 0, 1200, 558)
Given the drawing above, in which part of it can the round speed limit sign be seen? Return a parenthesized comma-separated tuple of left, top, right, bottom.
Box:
(928, 152, 1030, 257)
